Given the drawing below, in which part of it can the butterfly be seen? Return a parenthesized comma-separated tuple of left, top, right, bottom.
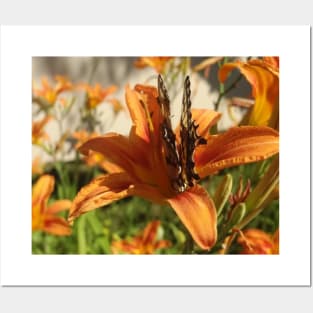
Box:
(157, 75, 206, 193)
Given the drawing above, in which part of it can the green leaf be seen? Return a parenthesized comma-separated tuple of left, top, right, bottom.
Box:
(213, 174, 233, 216)
(225, 203, 246, 231)
(77, 215, 87, 254)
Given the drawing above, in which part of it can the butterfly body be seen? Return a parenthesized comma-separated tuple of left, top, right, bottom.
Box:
(157, 75, 206, 193)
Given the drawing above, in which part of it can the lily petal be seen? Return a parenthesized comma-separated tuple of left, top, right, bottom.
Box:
(237, 228, 276, 254)
(167, 184, 217, 250)
(134, 57, 173, 73)
(263, 57, 279, 72)
(131, 183, 167, 204)
(155, 240, 172, 250)
(142, 220, 160, 245)
(43, 216, 72, 236)
(47, 200, 72, 214)
(175, 109, 221, 143)
(134, 84, 162, 137)
(133, 83, 172, 191)
(32, 175, 54, 207)
(195, 126, 279, 177)
(219, 60, 279, 126)
(125, 86, 150, 143)
(68, 172, 134, 223)
(191, 109, 222, 138)
(78, 133, 148, 179)
(100, 159, 123, 174)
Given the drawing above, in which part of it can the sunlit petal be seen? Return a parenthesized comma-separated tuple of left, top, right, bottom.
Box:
(32, 175, 54, 208)
(43, 216, 72, 236)
(111, 220, 171, 254)
(134, 57, 173, 73)
(100, 160, 124, 173)
(142, 220, 160, 245)
(78, 133, 148, 179)
(237, 228, 278, 254)
(167, 185, 217, 250)
(68, 172, 134, 222)
(125, 86, 150, 143)
(195, 126, 279, 177)
(47, 200, 72, 214)
(219, 59, 279, 127)
(191, 109, 222, 138)
(134, 83, 162, 140)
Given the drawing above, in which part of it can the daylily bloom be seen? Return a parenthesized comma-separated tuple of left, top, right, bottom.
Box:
(219, 57, 279, 128)
(32, 115, 51, 145)
(32, 156, 44, 175)
(134, 57, 173, 73)
(68, 80, 279, 250)
(237, 228, 279, 254)
(111, 220, 171, 254)
(78, 83, 117, 110)
(32, 75, 73, 106)
(32, 175, 72, 235)
(108, 98, 124, 114)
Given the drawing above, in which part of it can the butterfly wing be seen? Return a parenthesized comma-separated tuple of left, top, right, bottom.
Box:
(179, 76, 206, 188)
(157, 75, 184, 192)
(157, 75, 205, 193)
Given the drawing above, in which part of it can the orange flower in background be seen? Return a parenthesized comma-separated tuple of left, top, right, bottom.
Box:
(32, 175, 72, 236)
(219, 57, 279, 128)
(237, 228, 279, 254)
(78, 83, 117, 109)
(32, 156, 44, 175)
(72, 129, 100, 150)
(134, 57, 173, 73)
(108, 98, 124, 114)
(68, 77, 279, 250)
(32, 115, 51, 145)
(32, 75, 72, 106)
(111, 220, 171, 254)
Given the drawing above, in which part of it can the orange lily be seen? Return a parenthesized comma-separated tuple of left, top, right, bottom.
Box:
(32, 175, 72, 235)
(108, 98, 124, 114)
(32, 75, 72, 106)
(78, 83, 117, 110)
(32, 115, 51, 145)
(68, 80, 279, 250)
(32, 156, 44, 175)
(111, 220, 171, 254)
(237, 228, 279, 254)
(134, 57, 173, 73)
(219, 57, 279, 128)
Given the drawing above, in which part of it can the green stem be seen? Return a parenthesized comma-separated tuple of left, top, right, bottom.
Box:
(77, 215, 87, 254)
(220, 156, 279, 253)
(54, 161, 71, 199)
(214, 74, 243, 111)
(183, 231, 194, 254)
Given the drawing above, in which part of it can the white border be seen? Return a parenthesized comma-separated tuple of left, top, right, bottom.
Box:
(0, 26, 311, 286)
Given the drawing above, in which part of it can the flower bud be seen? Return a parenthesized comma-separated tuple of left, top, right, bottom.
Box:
(213, 174, 233, 216)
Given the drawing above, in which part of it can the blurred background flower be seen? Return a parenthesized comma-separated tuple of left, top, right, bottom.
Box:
(111, 220, 171, 254)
